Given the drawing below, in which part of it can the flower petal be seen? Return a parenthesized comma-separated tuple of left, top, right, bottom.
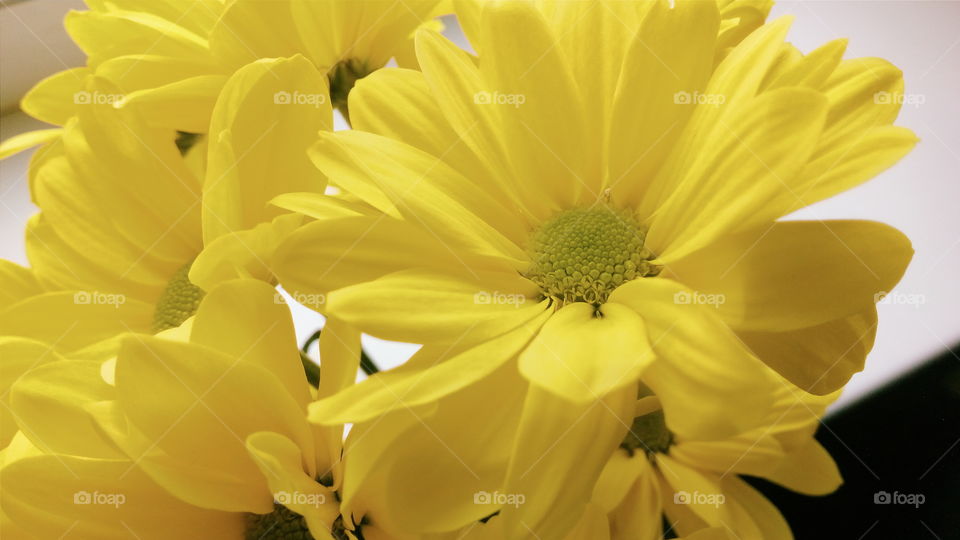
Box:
(203, 55, 330, 243)
(609, 278, 774, 440)
(326, 269, 540, 344)
(114, 335, 312, 512)
(190, 279, 310, 407)
(245, 431, 340, 540)
(499, 385, 635, 540)
(518, 302, 654, 403)
(647, 87, 828, 261)
(667, 220, 912, 332)
(309, 304, 550, 425)
(21, 67, 89, 125)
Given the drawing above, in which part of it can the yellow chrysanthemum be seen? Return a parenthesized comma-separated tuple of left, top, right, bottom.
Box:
(592, 387, 840, 539)
(0, 54, 332, 351)
(0, 280, 390, 540)
(267, 1, 916, 536)
(0, 0, 446, 160)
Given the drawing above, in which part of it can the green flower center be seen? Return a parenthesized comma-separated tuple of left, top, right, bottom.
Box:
(526, 207, 659, 305)
(245, 504, 313, 540)
(152, 262, 205, 333)
(621, 409, 673, 455)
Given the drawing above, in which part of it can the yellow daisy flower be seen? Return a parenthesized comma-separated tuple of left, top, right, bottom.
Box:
(593, 387, 840, 540)
(1, 55, 331, 351)
(0, 0, 446, 161)
(270, 1, 915, 536)
(0, 280, 386, 539)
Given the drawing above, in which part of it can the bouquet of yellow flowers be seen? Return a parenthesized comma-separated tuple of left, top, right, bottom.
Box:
(0, 1, 916, 539)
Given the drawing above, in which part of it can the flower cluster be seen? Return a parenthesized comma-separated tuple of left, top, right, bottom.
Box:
(0, 1, 916, 539)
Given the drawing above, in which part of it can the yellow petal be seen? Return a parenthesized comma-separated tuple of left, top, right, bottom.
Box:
(519, 302, 654, 403)
(120, 74, 226, 133)
(0, 291, 153, 353)
(245, 431, 339, 540)
(0, 128, 62, 159)
(721, 476, 793, 540)
(477, 0, 589, 206)
(349, 68, 524, 240)
(739, 308, 878, 395)
(327, 269, 540, 344)
(315, 316, 362, 487)
(309, 130, 524, 262)
(592, 449, 641, 513)
(667, 220, 913, 332)
(647, 87, 828, 261)
(114, 335, 312, 512)
(274, 214, 510, 310)
(189, 212, 305, 291)
(415, 28, 543, 218)
(0, 452, 243, 539)
(767, 440, 842, 496)
(309, 304, 550, 425)
(563, 503, 610, 540)
(608, 456, 661, 540)
(0, 338, 66, 447)
(499, 385, 635, 540)
(0, 260, 41, 309)
(210, 0, 308, 69)
(611, 0, 719, 205)
(203, 55, 330, 244)
(21, 67, 89, 125)
(65, 9, 209, 67)
(10, 359, 123, 459)
(609, 278, 774, 440)
(353, 361, 527, 533)
(190, 279, 311, 407)
(656, 454, 725, 526)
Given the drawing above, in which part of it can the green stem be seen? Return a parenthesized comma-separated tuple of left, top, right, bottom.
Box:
(301, 329, 322, 354)
(360, 350, 379, 376)
(299, 351, 321, 387)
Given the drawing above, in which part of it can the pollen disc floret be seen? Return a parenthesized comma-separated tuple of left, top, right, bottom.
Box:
(526, 207, 660, 305)
(245, 504, 313, 540)
(152, 262, 205, 332)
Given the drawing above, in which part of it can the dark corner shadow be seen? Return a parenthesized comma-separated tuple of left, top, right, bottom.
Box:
(748, 346, 960, 539)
